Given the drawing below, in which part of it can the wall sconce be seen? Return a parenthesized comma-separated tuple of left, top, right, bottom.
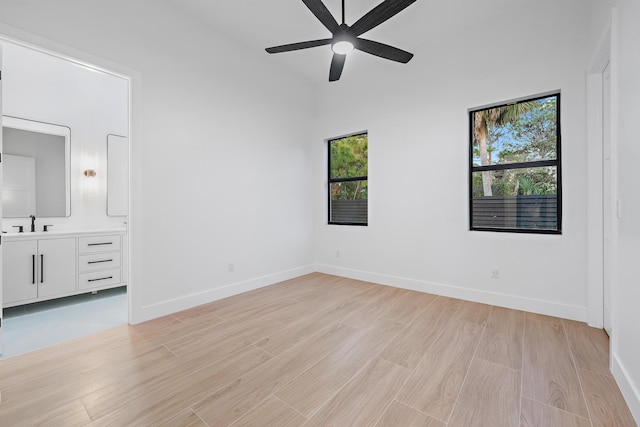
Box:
(83, 168, 98, 200)
(82, 150, 98, 200)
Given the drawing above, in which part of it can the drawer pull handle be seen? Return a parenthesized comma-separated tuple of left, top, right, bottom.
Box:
(88, 276, 113, 283)
(32, 255, 36, 284)
(41, 254, 44, 283)
(88, 242, 113, 246)
(88, 259, 113, 264)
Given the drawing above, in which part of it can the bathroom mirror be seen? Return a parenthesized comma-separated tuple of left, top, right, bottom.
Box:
(1, 116, 71, 217)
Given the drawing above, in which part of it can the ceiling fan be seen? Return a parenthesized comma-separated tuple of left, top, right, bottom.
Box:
(266, 0, 417, 82)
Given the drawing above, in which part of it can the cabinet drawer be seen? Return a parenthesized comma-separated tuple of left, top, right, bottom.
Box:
(78, 235, 121, 253)
(79, 269, 121, 290)
(78, 252, 121, 272)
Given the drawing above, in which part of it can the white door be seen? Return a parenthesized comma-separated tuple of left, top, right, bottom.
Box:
(603, 61, 613, 336)
(0, 43, 4, 353)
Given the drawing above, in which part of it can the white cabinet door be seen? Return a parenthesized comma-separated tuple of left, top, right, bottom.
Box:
(3, 240, 38, 304)
(37, 238, 76, 299)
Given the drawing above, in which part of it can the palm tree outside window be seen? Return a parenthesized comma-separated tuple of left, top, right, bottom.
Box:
(469, 93, 561, 233)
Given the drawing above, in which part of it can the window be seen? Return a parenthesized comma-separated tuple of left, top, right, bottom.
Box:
(328, 133, 368, 225)
(469, 93, 561, 233)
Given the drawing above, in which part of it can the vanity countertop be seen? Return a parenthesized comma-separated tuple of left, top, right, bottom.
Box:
(2, 228, 127, 241)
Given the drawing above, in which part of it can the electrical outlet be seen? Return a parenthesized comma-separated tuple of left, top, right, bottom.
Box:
(336, 250, 341, 258)
(228, 263, 235, 272)
(491, 268, 500, 279)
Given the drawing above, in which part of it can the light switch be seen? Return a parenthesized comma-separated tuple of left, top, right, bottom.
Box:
(616, 199, 622, 219)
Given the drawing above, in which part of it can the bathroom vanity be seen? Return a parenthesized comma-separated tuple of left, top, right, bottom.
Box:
(0, 43, 130, 326)
(2, 229, 127, 308)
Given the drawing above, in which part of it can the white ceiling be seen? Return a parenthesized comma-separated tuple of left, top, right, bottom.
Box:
(169, 0, 526, 86)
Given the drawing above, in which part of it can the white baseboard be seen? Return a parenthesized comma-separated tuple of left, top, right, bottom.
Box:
(132, 264, 316, 323)
(315, 264, 587, 322)
(132, 263, 587, 324)
(612, 353, 640, 424)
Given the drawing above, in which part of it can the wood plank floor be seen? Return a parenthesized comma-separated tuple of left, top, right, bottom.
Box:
(0, 273, 636, 426)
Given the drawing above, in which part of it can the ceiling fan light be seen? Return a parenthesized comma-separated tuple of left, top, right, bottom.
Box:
(332, 40, 354, 55)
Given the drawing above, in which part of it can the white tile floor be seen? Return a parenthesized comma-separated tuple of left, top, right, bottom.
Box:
(1, 286, 127, 359)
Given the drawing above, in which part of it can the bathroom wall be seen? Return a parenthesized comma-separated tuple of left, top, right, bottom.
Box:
(1, 39, 128, 232)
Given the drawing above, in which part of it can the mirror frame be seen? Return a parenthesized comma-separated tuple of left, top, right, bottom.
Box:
(2, 115, 71, 217)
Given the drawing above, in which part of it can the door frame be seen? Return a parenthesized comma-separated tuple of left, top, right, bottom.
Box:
(1, 42, 4, 353)
(0, 30, 137, 328)
(586, 13, 618, 340)
(601, 61, 613, 336)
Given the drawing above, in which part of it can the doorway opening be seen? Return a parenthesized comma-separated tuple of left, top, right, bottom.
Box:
(602, 61, 613, 336)
(0, 36, 132, 359)
(586, 20, 615, 343)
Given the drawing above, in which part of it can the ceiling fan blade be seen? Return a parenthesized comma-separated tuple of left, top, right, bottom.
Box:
(266, 38, 332, 54)
(302, 0, 339, 34)
(355, 38, 413, 63)
(351, 0, 417, 36)
(329, 53, 346, 81)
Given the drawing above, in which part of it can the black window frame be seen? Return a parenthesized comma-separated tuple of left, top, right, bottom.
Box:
(468, 92, 562, 234)
(328, 132, 368, 226)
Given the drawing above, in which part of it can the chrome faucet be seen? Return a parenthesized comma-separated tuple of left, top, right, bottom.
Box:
(30, 215, 36, 232)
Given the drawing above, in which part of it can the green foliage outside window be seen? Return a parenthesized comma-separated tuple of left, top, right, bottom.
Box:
(330, 134, 368, 201)
(470, 93, 561, 233)
(471, 96, 558, 198)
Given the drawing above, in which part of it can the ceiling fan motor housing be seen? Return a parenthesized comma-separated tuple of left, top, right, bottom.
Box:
(332, 24, 355, 54)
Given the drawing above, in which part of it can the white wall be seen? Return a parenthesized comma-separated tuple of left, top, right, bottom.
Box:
(313, 0, 591, 321)
(0, 0, 317, 322)
(588, 0, 616, 48)
(583, 0, 640, 420)
(1, 39, 128, 231)
(608, 0, 640, 421)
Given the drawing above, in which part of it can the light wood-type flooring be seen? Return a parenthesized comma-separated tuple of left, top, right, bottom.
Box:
(0, 273, 636, 426)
